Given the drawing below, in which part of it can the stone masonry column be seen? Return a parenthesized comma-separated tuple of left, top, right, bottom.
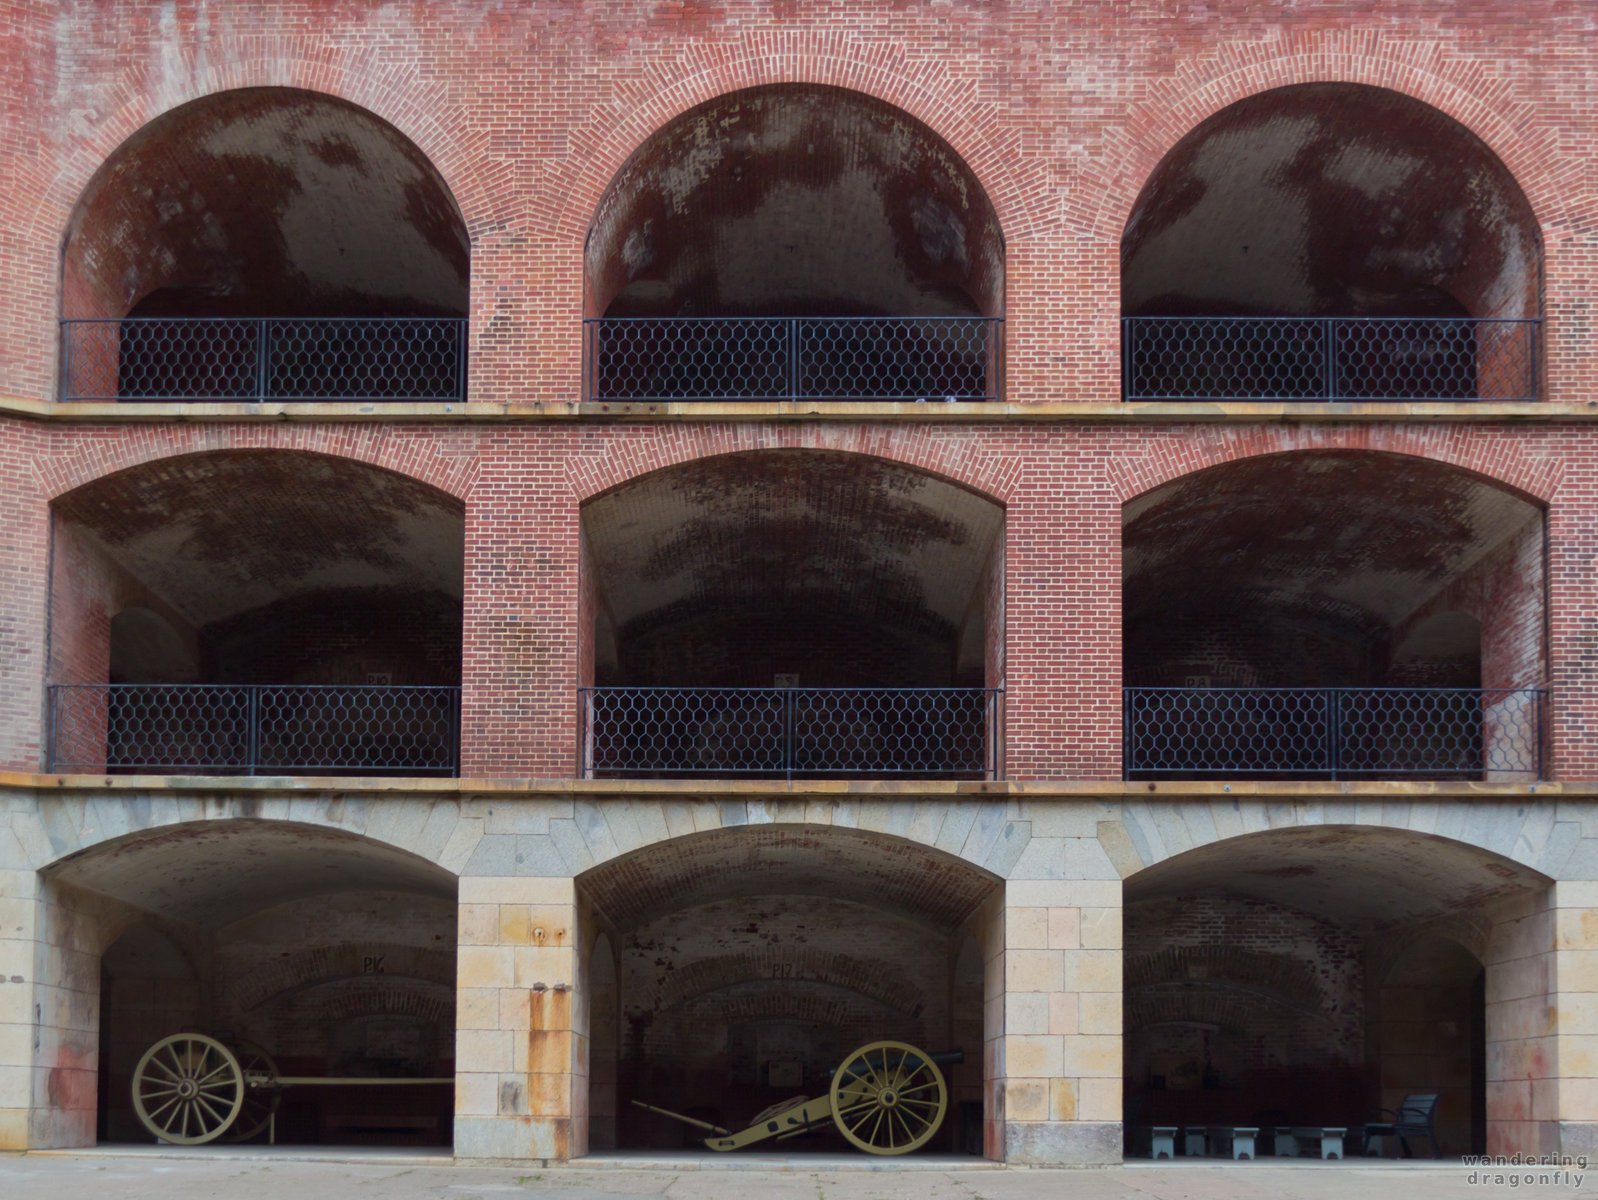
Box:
(0, 849, 37, 1149)
(1001, 872, 1123, 1164)
(1484, 886, 1557, 1156)
(1551, 880, 1598, 1159)
(456, 874, 585, 1160)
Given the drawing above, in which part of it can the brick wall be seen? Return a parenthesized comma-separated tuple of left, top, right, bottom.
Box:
(0, 1, 1593, 780)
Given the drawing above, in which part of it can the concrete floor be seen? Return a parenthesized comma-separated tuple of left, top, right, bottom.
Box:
(2, 1149, 1591, 1198)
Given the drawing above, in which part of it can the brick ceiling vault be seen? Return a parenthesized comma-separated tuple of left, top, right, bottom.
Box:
(1124, 824, 1549, 929)
(586, 84, 1005, 320)
(578, 825, 1002, 933)
(46, 820, 456, 927)
(1123, 83, 1540, 320)
(64, 87, 469, 321)
(1122, 450, 1541, 636)
(583, 449, 1004, 644)
(53, 450, 465, 627)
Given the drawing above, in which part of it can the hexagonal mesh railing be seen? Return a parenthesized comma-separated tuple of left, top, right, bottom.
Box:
(1123, 687, 1544, 780)
(586, 317, 1002, 402)
(49, 684, 460, 776)
(60, 318, 467, 402)
(580, 687, 1002, 778)
(1122, 317, 1538, 402)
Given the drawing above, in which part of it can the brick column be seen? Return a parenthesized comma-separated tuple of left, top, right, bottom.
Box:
(1000, 873, 1123, 1164)
(456, 874, 585, 1159)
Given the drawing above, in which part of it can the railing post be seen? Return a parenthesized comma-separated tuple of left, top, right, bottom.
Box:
(1121, 318, 1131, 403)
(247, 686, 260, 777)
(1324, 318, 1337, 401)
(789, 318, 800, 402)
(451, 687, 462, 778)
(1327, 689, 1340, 781)
(61, 323, 73, 403)
(785, 688, 795, 782)
(1122, 687, 1131, 781)
(455, 319, 468, 403)
(256, 319, 270, 402)
(578, 689, 589, 779)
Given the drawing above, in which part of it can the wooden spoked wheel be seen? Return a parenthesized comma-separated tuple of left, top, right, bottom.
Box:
(828, 1040, 948, 1155)
(221, 1040, 281, 1142)
(131, 1033, 245, 1145)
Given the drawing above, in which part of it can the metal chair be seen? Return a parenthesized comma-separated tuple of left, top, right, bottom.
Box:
(1363, 1093, 1441, 1158)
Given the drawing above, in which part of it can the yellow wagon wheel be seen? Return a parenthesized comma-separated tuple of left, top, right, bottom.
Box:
(221, 1040, 281, 1143)
(828, 1040, 948, 1155)
(131, 1033, 245, 1145)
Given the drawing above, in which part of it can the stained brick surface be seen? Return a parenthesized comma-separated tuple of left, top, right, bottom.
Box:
(0, 1, 1590, 784)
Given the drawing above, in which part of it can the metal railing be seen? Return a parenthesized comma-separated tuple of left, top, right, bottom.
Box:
(579, 686, 1003, 779)
(1122, 316, 1539, 402)
(49, 684, 461, 776)
(1123, 686, 1544, 780)
(585, 316, 1003, 402)
(60, 317, 468, 402)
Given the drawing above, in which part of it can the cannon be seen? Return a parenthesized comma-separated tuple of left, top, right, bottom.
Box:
(632, 1040, 962, 1155)
(130, 1032, 451, 1145)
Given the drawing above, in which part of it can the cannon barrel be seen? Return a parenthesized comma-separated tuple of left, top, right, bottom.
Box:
(927, 1048, 964, 1067)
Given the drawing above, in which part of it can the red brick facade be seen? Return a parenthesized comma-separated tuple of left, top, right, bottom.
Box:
(1, 1, 1595, 783)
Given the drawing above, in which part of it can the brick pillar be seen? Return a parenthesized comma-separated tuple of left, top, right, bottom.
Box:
(1000, 875, 1123, 1164)
(456, 875, 585, 1159)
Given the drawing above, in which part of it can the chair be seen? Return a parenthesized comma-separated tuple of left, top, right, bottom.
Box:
(1363, 1093, 1441, 1158)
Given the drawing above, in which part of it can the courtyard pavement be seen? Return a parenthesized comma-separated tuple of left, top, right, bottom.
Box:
(1, 1148, 1593, 1199)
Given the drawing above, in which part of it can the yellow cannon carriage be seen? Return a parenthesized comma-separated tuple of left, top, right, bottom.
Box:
(633, 1040, 963, 1156)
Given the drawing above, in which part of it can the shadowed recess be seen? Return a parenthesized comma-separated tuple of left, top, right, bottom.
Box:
(64, 87, 469, 321)
(587, 84, 1004, 319)
(1123, 83, 1539, 320)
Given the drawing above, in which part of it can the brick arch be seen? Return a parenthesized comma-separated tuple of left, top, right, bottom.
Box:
(40, 428, 478, 505)
(1095, 49, 1567, 243)
(1108, 426, 1558, 507)
(641, 948, 924, 1016)
(568, 426, 1017, 508)
(31, 64, 495, 254)
(229, 943, 455, 1013)
(553, 37, 1035, 246)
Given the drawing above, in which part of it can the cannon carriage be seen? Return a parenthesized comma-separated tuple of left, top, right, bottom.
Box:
(632, 1040, 961, 1156)
(130, 1032, 451, 1145)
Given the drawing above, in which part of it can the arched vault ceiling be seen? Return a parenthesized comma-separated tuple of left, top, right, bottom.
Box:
(578, 825, 1001, 933)
(46, 820, 455, 927)
(1122, 83, 1539, 320)
(54, 451, 464, 627)
(65, 87, 468, 319)
(587, 84, 1004, 319)
(1125, 825, 1548, 929)
(583, 451, 1004, 637)
(1123, 452, 1540, 629)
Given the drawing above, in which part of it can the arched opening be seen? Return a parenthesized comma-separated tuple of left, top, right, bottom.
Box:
(45, 820, 458, 1149)
(578, 450, 1005, 779)
(1122, 84, 1541, 402)
(584, 85, 1004, 402)
(589, 932, 620, 1151)
(61, 87, 469, 403)
(1122, 826, 1548, 1160)
(577, 825, 1001, 1157)
(49, 451, 464, 777)
(1122, 451, 1545, 780)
